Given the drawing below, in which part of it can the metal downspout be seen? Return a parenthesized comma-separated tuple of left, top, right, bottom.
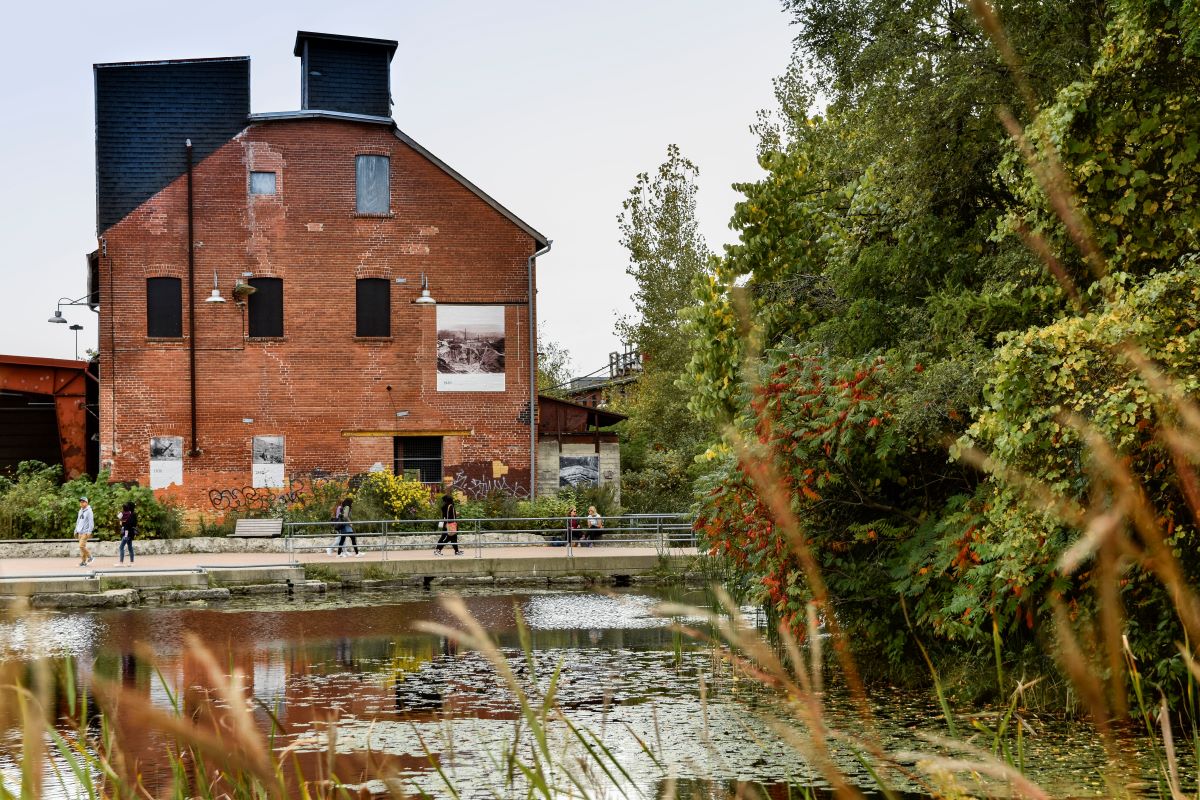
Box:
(186, 139, 199, 456)
(527, 240, 552, 498)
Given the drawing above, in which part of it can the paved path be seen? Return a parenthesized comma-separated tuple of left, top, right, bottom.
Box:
(0, 545, 697, 579)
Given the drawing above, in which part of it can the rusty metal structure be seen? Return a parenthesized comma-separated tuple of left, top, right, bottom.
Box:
(0, 355, 92, 478)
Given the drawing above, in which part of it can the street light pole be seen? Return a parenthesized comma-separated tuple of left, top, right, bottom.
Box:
(68, 324, 83, 360)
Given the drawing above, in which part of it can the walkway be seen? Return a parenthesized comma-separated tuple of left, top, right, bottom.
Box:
(0, 545, 698, 581)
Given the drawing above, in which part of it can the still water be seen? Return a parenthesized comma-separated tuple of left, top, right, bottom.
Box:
(0, 588, 1177, 797)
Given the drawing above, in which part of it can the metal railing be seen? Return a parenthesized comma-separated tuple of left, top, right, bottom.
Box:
(281, 513, 696, 563)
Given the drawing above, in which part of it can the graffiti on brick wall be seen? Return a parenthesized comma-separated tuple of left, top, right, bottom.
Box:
(447, 470, 528, 500)
(207, 470, 351, 511)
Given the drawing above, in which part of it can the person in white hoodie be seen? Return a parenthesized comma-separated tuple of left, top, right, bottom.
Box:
(75, 497, 95, 567)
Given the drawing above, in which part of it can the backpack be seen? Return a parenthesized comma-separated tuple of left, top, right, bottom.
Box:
(330, 503, 342, 522)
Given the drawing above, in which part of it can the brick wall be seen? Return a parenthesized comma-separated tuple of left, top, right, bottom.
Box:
(96, 118, 541, 512)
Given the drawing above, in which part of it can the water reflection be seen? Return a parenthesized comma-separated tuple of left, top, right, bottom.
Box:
(0, 587, 1184, 798)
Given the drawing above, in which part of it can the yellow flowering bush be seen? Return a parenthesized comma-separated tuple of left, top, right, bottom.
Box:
(357, 471, 433, 519)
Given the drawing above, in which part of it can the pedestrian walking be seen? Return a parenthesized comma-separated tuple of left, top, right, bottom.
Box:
(335, 497, 359, 556)
(118, 501, 137, 565)
(435, 491, 462, 555)
(75, 497, 95, 567)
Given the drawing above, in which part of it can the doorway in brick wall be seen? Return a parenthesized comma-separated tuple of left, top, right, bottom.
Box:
(394, 436, 443, 483)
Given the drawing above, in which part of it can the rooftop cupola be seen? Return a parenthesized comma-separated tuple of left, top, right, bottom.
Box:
(295, 31, 398, 118)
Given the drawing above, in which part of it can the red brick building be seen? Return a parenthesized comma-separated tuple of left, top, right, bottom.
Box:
(91, 32, 550, 511)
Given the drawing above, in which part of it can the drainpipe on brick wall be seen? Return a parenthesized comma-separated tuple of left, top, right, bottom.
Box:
(186, 139, 200, 457)
(527, 240, 551, 499)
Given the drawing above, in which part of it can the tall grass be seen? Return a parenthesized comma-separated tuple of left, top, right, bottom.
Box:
(3, 5, 1200, 799)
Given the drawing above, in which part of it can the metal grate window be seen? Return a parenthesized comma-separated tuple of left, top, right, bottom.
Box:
(356, 278, 390, 337)
(355, 155, 390, 214)
(248, 278, 283, 338)
(394, 436, 443, 484)
(146, 277, 182, 338)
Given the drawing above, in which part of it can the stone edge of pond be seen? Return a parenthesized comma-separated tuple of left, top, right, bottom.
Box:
(0, 572, 714, 610)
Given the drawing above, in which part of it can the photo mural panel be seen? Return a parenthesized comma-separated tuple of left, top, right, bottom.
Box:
(437, 305, 506, 392)
(252, 435, 285, 488)
(149, 436, 183, 489)
(559, 454, 600, 488)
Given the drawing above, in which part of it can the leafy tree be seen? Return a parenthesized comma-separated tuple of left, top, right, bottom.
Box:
(612, 145, 717, 511)
(536, 332, 574, 398)
(616, 144, 712, 374)
(687, 0, 1110, 669)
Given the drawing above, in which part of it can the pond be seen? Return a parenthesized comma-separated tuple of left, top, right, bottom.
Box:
(0, 587, 1180, 798)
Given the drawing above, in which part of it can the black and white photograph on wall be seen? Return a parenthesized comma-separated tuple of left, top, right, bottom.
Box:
(559, 454, 600, 488)
(252, 435, 285, 488)
(149, 436, 183, 489)
(437, 305, 506, 392)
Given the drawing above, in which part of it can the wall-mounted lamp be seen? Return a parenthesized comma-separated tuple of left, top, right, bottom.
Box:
(413, 272, 436, 305)
(47, 293, 93, 324)
(204, 270, 226, 303)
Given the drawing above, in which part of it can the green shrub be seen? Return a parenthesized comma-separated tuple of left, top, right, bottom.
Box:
(284, 478, 351, 523)
(620, 448, 694, 513)
(0, 461, 182, 540)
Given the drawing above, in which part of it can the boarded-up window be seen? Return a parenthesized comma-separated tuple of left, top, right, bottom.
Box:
(395, 436, 442, 483)
(249, 171, 277, 195)
(146, 277, 182, 338)
(356, 278, 390, 337)
(248, 277, 283, 338)
(355, 155, 389, 214)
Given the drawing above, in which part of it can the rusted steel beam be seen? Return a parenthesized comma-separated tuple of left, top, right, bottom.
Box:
(0, 361, 90, 478)
(54, 395, 88, 479)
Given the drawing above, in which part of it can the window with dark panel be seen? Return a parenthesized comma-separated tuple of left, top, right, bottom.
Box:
(355, 278, 390, 337)
(146, 277, 182, 338)
(355, 155, 390, 214)
(249, 171, 277, 195)
(395, 436, 443, 483)
(247, 277, 283, 338)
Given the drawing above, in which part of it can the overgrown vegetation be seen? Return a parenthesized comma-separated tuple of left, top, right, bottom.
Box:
(685, 0, 1200, 710)
(0, 461, 181, 539)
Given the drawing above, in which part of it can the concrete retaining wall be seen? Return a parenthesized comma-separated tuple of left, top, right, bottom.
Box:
(0, 553, 711, 609)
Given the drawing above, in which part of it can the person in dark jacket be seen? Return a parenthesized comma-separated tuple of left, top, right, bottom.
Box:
(335, 498, 359, 556)
(435, 491, 462, 555)
(118, 502, 137, 564)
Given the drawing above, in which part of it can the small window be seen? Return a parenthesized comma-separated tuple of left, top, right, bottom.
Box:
(146, 277, 182, 338)
(247, 277, 283, 338)
(395, 436, 443, 483)
(355, 155, 390, 214)
(356, 278, 390, 337)
(250, 171, 277, 195)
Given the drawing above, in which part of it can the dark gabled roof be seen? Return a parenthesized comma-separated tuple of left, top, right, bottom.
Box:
(93, 38, 548, 249)
(94, 57, 250, 234)
(247, 110, 392, 126)
(293, 31, 398, 59)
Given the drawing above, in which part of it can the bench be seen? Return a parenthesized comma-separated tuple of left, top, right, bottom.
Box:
(229, 518, 284, 538)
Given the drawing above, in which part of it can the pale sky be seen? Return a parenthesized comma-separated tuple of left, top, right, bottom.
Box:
(0, 0, 795, 376)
